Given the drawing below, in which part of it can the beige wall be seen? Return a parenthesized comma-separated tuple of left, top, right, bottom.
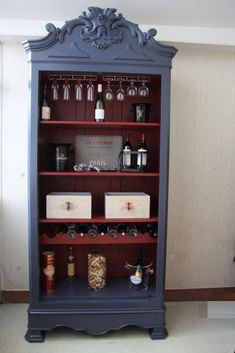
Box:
(167, 47, 235, 288)
(0, 42, 2, 294)
(1, 44, 28, 290)
(0, 43, 234, 290)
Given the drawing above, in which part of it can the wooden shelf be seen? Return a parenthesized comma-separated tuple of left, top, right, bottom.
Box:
(39, 171, 160, 177)
(40, 278, 156, 301)
(40, 233, 157, 245)
(39, 120, 160, 129)
(39, 216, 159, 224)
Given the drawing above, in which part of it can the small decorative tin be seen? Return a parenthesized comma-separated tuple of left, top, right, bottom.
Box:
(42, 251, 55, 294)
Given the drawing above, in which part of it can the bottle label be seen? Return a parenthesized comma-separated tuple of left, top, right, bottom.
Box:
(123, 150, 131, 166)
(137, 148, 147, 166)
(95, 109, 104, 121)
(43, 264, 55, 277)
(130, 274, 142, 285)
(41, 106, 51, 120)
(67, 263, 75, 277)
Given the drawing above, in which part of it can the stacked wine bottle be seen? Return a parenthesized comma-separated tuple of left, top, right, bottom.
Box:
(43, 223, 158, 239)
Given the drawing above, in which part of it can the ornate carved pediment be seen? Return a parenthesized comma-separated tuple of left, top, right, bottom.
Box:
(23, 6, 177, 60)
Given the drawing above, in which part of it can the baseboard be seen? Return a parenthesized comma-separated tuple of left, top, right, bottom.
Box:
(165, 287, 235, 301)
(2, 290, 29, 303)
(2, 287, 235, 303)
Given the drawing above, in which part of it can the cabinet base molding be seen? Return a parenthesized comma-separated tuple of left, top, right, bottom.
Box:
(25, 308, 167, 342)
(2, 288, 235, 304)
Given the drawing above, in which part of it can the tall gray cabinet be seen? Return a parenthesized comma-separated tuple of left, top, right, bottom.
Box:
(23, 7, 177, 342)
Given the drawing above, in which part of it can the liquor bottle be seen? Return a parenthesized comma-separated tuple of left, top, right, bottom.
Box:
(122, 134, 132, 169)
(130, 248, 143, 286)
(67, 246, 75, 279)
(88, 224, 98, 238)
(137, 133, 148, 171)
(98, 224, 107, 236)
(41, 85, 51, 120)
(107, 224, 118, 238)
(77, 224, 88, 237)
(135, 248, 143, 282)
(94, 84, 105, 122)
(117, 223, 128, 236)
(67, 224, 77, 239)
(128, 224, 138, 237)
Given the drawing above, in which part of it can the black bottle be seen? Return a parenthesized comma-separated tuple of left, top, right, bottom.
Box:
(67, 224, 77, 239)
(77, 224, 88, 237)
(128, 224, 138, 237)
(107, 224, 118, 238)
(58, 224, 67, 235)
(47, 224, 58, 238)
(98, 224, 108, 236)
(146, 223, 158, 238)
(117, 223, 128, 236)
(88, 224, 98, 238)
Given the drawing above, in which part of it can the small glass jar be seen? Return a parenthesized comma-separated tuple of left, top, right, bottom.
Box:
(88, 252, 106, 290)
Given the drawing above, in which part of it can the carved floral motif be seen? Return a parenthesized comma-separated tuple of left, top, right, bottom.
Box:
(79, 7, 124, 49)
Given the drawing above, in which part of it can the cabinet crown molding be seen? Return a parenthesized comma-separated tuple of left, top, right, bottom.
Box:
(23, 6, 177, 61)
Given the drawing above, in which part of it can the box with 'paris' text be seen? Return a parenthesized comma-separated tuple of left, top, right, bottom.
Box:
(105, 192, 150, 219)
(75, 135, 122, 170)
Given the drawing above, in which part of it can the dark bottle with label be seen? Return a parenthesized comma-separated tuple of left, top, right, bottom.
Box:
(77, 224, 88, 237)
(137, 133, 148, 171)
(117, 223, 128, 236)
(98, 224, 107, 236)
(50, 143, 70, 172)
(95, 84, 105, 122)
(128, 224, 138, 237)
(67, 224, 77, 239)
(122, 134, 132, 169)
(88, 224, 98, 238)
(67, 246, 75, 279)
(41, 85, 51, 121)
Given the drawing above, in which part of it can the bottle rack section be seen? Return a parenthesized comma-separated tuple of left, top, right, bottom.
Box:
(40, 233, 157, 245)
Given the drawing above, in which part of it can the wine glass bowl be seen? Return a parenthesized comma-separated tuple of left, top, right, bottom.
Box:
(116, 81, 125, 101)
(138, 81, 149, 97)
(63, 80, 70, 101)
(127, 81, 137, 97)
(51, 80, 59, 100)
(75, 81, 83, 101)
(87, 81, 94, 101)
(104, 81, 114, 101)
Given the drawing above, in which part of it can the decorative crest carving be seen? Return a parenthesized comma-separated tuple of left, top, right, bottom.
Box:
(23, 6, 177, 59)
(79, 7, 124, 49)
